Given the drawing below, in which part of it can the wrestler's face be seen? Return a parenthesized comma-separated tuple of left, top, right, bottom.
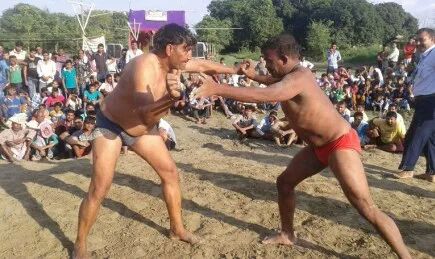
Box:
(262, 49, 285, 78)
(167, 43, 192, 70)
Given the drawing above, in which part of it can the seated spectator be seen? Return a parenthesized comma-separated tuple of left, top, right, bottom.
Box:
(30, 120, 58, 160)
(232, 105, 261, 140)
(353, 104, 369, 122)
(336, 101, 351, 123)
(391, 84, 411, 111)
(366, 111, 405, 153)
(382, 103, 406, 134)
(68, 116, 96, 158)
(2, 85, 26, 119)
(190, 91, 212, 124)
(65, 92, 82, 112)
(351, 111, 369, 147)
(271, 119, 297, 147)
(158, 118, 177, 150)
(49, 102, 65, 121)
(84, 82, 102, 106)
(45, 87, 65, 108)
(257, 111, 279, 139)
(98, 74, 116, 96)
(0, 113, 33, 162)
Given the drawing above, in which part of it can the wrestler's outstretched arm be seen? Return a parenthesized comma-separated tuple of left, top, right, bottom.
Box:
(184, 59, 239, 75)
(194, 71, 305, 103)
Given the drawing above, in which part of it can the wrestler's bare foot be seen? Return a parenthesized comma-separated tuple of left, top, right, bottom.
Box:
(72, 243, 89, 259)
(169, 230, 201, 244)
(262, 231, 296, 246)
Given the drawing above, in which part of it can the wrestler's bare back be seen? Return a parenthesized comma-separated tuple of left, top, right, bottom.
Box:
(100, 53, 169, 137)
(278, 68, 350, 146)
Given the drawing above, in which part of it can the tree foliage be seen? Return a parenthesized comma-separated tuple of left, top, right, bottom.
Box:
(0, 4, 128, 52)
(306, 20, 332, 59)
(199, 0, 419, 54)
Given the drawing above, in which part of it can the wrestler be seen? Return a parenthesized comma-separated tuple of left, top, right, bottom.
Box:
(73, 24, 238, 258)
(194, 34, 411, 258)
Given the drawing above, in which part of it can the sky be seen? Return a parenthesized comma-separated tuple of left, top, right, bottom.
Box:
(0, 0, 434, 27)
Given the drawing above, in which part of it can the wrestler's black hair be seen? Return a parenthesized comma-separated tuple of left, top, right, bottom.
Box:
(261, 33, 301, 59)
(153, 23, 197, 53)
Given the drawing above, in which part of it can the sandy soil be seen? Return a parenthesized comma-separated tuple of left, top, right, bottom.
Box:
(0, 113, 434, 259)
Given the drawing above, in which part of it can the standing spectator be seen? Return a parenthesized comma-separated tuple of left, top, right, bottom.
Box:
(397, 28, 435, 182)
(62, 60, 78, 95)
(55, 49, 68, 76)
(126, 41, 143, 63)
(117, 48, 128, 72)
(89, 44, 108, 82)
(387, 43, 400, 68)
(326, 42, 342, 74)
(8, 56, 24, 91)
(106, 55, 117, 76)
(0, 52, 8, 100)
(35, 46, 44, 59)
(37, 51, 56, 89)
(76, 49, 91, 97)
(403, 38, 416, 66)
(24, 49, 41, 99)
(9, 41, 27, 63)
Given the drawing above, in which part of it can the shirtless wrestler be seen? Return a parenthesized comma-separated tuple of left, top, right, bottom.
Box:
(194, 34, 411, 258)
(73, 24, 238, 258)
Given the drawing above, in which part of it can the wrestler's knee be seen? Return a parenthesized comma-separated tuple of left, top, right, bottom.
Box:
(277, 172, 296, 194)
(353, 197, 378, 222)
(88, 181, 111, 203)
(159, 166, 179, 185)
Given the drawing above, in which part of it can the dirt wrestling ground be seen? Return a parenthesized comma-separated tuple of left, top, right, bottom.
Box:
(0, 113, 434, 258)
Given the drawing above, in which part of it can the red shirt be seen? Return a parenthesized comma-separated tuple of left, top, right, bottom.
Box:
(45, 95, 65, 108)
(403, 43, 416, 60)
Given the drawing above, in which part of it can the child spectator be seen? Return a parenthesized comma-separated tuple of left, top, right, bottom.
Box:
(65, 92, 82, 112)
(2, 85, 26, 119)
(84, 82, 102, 106)
(30, 120, 58, 160)
(49, 102, 65, 121)
(62, 59, 78, 95)
(8, 55, 23, 91)
(45, 87, 65, 108)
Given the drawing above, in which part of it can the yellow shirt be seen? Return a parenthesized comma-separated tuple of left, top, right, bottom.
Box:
(373, 118, 406, 144)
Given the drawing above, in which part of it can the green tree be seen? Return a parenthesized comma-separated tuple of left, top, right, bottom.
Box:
(375, 3, 418, 42)
(306, 20, 332, 59)
(195, 15, 233, 51)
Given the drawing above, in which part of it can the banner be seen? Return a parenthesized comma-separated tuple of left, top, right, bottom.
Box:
(82, 36, 106, 53)
(145, 11, 167, 21)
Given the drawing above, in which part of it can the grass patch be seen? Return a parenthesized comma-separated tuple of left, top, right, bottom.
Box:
(340, 45, 380, 65)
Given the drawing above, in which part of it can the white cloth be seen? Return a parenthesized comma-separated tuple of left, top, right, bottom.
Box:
(126, 49, 143, 63)
(98, 82, 116, 93)
(300, 60, 314, 69)
(387, 47, 400, 62)
(37, 60, 56, 84)
(413, 45, 435, 97)
(159, 119, 176, 144)
(106, 59, 117, 73)
(9, 49, 27, 61)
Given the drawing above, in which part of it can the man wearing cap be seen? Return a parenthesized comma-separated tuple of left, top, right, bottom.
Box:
(0, 113, 34, 162)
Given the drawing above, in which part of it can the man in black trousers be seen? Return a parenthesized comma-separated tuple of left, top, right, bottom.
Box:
(397, 28, 435, 183)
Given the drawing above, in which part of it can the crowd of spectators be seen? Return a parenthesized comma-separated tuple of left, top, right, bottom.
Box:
(0, 36, 421, 162)
(0, 41, 175, 162)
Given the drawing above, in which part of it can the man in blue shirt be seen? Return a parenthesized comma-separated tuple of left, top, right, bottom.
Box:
(397, 28, 435, 183)
(0, 53, 9, 101)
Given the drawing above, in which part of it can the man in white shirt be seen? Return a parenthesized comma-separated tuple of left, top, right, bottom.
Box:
(9, 41, 27, 63)
(37, 50, 57, 89)
(125, 41, 143, 63)
(98, 74, 116, 95)
(387, 43, 400, 67)
(326, 42, 341, 74)
(397, 28, 435, 182)
(300, 55, 314, 70)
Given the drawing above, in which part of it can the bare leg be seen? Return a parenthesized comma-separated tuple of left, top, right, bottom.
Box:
(130, 134, 199, 244)
(0, 144, 16, 162)
(263, 147, 326, 245)
(73, 135, 122, 259)
(329, 149, 411, 259)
